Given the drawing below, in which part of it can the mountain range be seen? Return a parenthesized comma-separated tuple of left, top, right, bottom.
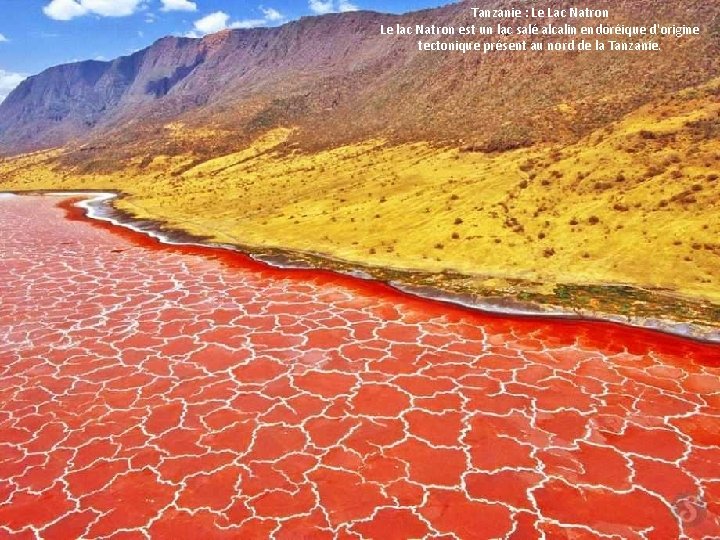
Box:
(1, 0, 718, 160)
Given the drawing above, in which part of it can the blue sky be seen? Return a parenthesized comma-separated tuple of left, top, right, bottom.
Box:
(0, 0, 448, 101)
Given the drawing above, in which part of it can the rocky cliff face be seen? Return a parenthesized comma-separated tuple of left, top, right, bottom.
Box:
(0, 36, 212, 152)
(1, 0, 718, 157)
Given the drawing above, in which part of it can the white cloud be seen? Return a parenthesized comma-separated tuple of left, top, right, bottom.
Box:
(230, 18, 266, 29)
(189, 11, 230, 36)
(81, 0, 143, 16)
(186, 7, 286, 37)
(309, 0, 333, 15)
(309, 0, 358, 15)
(0, 33, 8, 43)
(43, 0, 144, 20)
(261, 7, 283, 21)
(337, 0, 358, 12)
(43, 0, 88, 20)
(160, 0, 197, 12)
(0, 69, 26, 103)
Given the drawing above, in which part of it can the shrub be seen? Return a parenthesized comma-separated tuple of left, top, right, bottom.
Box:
(478, 125, 534, 153)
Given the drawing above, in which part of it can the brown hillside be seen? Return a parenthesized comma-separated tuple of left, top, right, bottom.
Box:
(0, 0, 718, 162)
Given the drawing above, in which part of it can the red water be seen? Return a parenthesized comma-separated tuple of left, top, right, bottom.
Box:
(1, 195, 719, 539)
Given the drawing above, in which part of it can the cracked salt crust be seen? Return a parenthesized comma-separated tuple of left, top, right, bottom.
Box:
(0, 195, 718, 539)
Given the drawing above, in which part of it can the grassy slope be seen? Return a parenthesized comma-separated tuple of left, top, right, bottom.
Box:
(1, 80, 719, 309)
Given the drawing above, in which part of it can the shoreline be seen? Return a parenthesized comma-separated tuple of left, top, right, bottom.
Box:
(3, 189, 720, 345)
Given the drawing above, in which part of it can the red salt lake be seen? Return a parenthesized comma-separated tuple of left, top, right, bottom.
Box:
(1, 194, 719, 539)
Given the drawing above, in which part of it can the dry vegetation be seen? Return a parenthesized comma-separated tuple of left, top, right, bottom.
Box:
(1, 79, 719, 308)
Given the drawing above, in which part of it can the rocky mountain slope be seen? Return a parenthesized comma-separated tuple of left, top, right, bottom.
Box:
(0, 0, 718, 160)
